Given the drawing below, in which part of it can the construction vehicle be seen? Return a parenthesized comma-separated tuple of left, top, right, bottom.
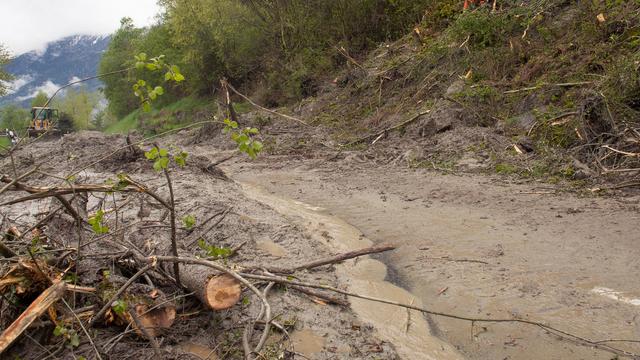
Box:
(27, 107, 58, 137)
(27, 107, 73, 137)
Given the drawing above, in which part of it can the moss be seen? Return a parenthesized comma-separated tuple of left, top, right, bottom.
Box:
(495, 163, 518, 174)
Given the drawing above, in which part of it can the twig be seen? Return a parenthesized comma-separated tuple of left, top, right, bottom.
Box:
(289, 285, 349, 306)
(89, 263, 154, 327)
(0, 167, 39, 196)
(128, 307, 161, 356)
(291, 244, 395, 272)
(423, 256, 489, 265)
(601, 145, 640, 158)
(155, 144, 181, 288)
(239, 272, 639, 358)
(225, 82, 310, 127)
(61, 299, 104, 360)
(345, 111, 431, 147)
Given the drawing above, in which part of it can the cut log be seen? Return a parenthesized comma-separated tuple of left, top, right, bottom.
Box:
(96, 275, 176, 336)
(206, 274, 242, 310)
(130, 304, 176, 338)
(180, 264, 242, 310)
(0, 280, 66, 354)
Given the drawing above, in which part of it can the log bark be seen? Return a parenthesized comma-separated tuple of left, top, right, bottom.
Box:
(0, 280, 66, 354)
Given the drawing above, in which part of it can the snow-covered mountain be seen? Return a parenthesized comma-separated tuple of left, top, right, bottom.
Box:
(1, 34, 111, 107)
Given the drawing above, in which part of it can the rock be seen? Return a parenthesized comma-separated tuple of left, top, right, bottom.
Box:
(420, 117, 453, 138)
(510, 113, 536, 131)
(571, 158, 596, 179)
(445, 80, 465, 97)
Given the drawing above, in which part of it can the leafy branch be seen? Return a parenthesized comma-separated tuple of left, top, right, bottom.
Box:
(133, 53, 185, 112)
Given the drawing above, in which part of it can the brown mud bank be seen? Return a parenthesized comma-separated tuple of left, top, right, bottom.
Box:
(228, 157, 640, 360)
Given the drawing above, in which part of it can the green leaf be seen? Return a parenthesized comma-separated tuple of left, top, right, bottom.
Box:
(142, 101, 152, 112)
(112, 299, 127, 315)
(69, 333, 80, 348)
(182, 214, 196, 229)
(135, 61, 145, 70)
(137, 52, 147, 61)
(174, 73, 185, 82)
(146, 63, 158, 71)
(154, 86, 164, 95)
(165, 72, 173, 81)
(153, 157, 169, 172)
(145, 147, 158, 160)
(53, 325, 65, 336)
(159, 148, 168, 157)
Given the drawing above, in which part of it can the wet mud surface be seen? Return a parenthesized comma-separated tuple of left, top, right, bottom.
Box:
(228, 157, 640, 360)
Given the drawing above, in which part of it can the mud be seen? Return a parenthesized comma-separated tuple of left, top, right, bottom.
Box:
(228, 157, 640, 360)
(0, 132, 398, 359)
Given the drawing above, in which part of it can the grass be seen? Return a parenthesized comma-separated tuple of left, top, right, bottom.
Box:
(0, 137, 10, 148)
(105, 96, 212, 135)
(105, 109, 141, 134)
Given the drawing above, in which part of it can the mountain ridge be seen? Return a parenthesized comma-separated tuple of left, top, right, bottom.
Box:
(1, 34, 110, 107)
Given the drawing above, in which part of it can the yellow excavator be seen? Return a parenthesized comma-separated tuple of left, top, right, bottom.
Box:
(26, 107, 73, 137)
(27, 107, 58, 137)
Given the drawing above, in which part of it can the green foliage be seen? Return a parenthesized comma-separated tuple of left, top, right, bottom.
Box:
(197, 239, 232, 259)
(223, 119, 263, 159)
(88, 209, 109, 234)
(182, 214, 196, 229)
(145, 145, 188, 171)
(105, 95, 210, 135)
(53, 325, 80, 348)
(31, 91, 49, 108)
(449, 9, 522, 49)
(495, 163, 518, 174)
(0, 44, 11, 96)
(0, 104, 29, 132)
(111, 299, 127, 315)
(132, 53, 185, 112)
(52, 87, 99, 130)
(100, 0, 447, 107)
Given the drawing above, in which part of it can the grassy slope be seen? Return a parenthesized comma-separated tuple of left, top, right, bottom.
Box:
(105, 96, 211, 134)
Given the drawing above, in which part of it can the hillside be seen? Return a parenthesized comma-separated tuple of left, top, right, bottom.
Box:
(1, 1, 640, 360)
(1, 34, 110, 107)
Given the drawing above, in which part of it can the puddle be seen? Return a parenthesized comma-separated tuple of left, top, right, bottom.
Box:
(290, 328, 326, 356)
(256, 240, 287, 257)
(239, 182, 462, 360)
(591, 287, 640, 306)
(178, 342, 219, 359)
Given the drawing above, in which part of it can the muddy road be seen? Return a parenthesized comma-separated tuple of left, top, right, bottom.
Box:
(224, 155, 640, 359)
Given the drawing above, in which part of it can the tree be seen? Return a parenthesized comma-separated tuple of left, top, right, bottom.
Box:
(31, 91, 49, 108)
(0, 104, 29, 132)
(99, 17, 145, 118)
(55, 87, 99, 130)
(0, 44, 12, 96)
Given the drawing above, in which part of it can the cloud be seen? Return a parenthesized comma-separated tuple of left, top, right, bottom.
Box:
(15, 80, 63, 101)
(0, 0, 161, 55)
(1, 74, 33, 94)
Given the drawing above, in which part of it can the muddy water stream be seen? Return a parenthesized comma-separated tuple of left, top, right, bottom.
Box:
(239, 182, 462, 360)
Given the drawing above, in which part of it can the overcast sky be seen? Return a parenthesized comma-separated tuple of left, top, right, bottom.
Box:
(0, 0, 161, 55)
